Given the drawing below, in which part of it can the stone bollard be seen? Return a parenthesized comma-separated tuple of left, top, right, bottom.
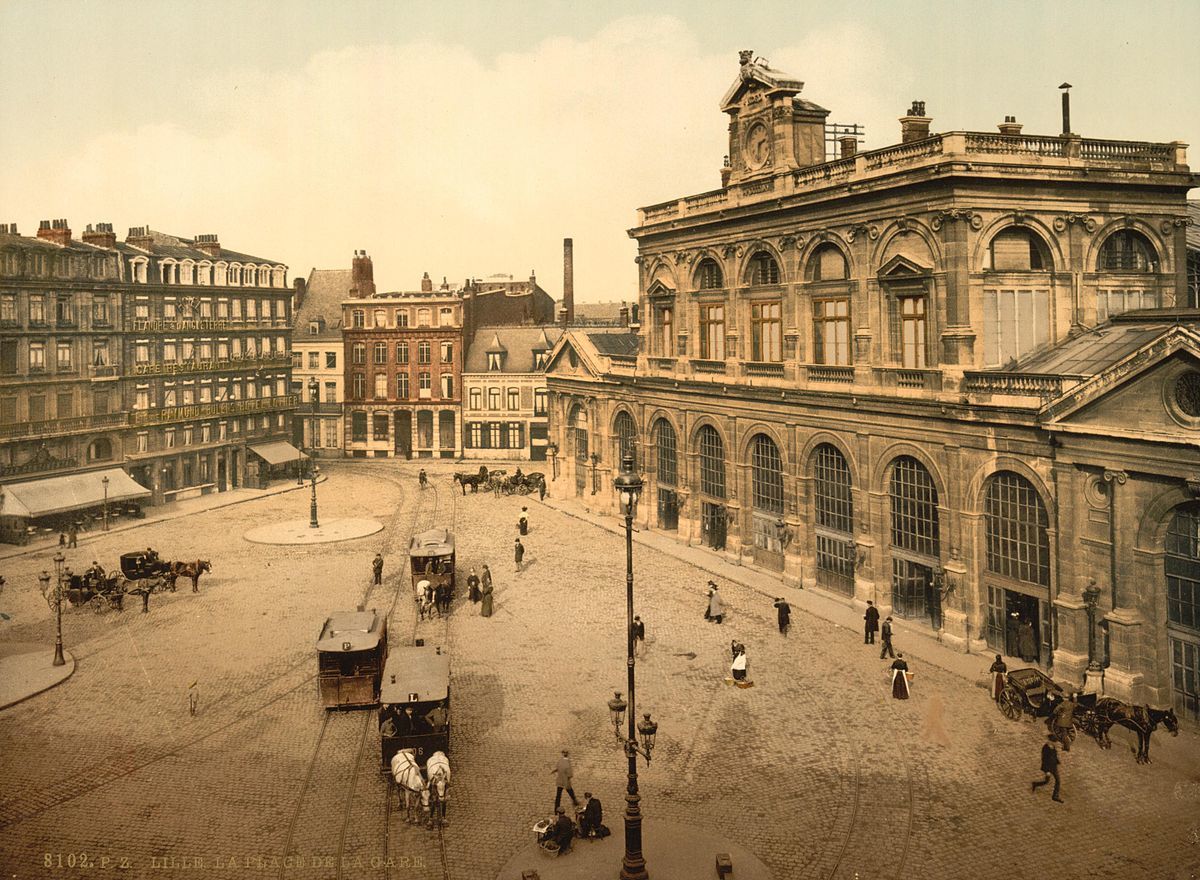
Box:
(141, 589, 150, 614)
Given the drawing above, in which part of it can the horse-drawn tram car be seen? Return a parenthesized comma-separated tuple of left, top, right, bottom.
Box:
(316, 608, 388, 709)
(379, 645, 450, 770)
(409, 528, 456, 609)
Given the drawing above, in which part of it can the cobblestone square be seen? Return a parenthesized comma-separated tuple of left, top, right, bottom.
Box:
(1, 461, 1198, 880)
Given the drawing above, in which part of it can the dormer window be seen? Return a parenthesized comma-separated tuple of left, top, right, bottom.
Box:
(488, 352, 503, 371)
(309, 322, 319, 335)
(534, 351, 549, 370)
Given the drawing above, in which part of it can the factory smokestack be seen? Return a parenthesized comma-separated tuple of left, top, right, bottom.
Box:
(563, 238, 574, 325)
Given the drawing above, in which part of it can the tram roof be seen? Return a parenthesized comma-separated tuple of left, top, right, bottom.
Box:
(316, 609, 386, 652)
(380, 646, 450, 703)
(409, 528, 455, 557)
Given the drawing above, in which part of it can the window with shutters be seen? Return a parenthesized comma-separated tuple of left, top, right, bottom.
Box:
(441, 374, 454, 398)
(441, 342, 453, 363)
(698, 425, 725, 498)
(751, 302, 782, 362)
(0, 397, 16, 424)
(699, 304, 725, 360)
(57, 392, 73, 419)
(696, 258, 724, 290)
(0, 340, 17, 374)
(982, 289, 1050, 367)
(28, 394, 45, 421)
(748, 252, 780, 286)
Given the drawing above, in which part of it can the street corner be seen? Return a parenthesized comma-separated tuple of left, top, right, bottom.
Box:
(0, 643, 75, 710)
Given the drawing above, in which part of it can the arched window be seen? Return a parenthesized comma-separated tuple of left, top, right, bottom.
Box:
(813, 444, 854, 593)
(985, 472, 1049, 586)
(614, 410, 638, 467)
(698, 425, 725, 498)
(889, 456, 941, 625)
(1099, 229, 1158, 272)
(750, 434, 783, 514)
(654, 420, 677, 487)
(807, 244, 848, 281)
(87, 438, 113, 461)
(985, 227, 1051, 271)
(748, 251, 780, 286)
(696, 258, 724, 290)
(1165, 503, 1200, 720)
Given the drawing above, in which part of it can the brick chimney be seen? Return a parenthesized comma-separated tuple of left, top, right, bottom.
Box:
(193, 233, 222, 257)
(899, 101, 931, 143)
(293, 276, 307, 308)
(441, 276, 449, 291)
(351, 250, 376, 297)
(82, 222, 117, 249)
(126, 226, 155, 251)
(558, 307, 569, 328)
(37, 219, 72, 247)
(720, 154, 733, 187)
(420, 272, 433, 293)
(839, 136, 858, 159)
(0, 223, 17, 236)
(619, 302, 630, 327)
(997, 116, 1023, 136)
(563, 238, 575, 324)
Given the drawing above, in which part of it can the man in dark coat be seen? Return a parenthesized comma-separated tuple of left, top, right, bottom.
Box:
(880, 616, 895, 659)
(579, 792, 603, 838)
(632, 616, 646, 657)
(864, 600, 880, 644)
(1031, 735, 1064, 802)
(773, 598, 791, 636)
(372, 553, 384, 585)
(418, 468, 428, 489)
(542, 808, 575, 853)
(435, 581, 451, 615)
(514, 538, 525, 573)
(467, 568, 481, 603)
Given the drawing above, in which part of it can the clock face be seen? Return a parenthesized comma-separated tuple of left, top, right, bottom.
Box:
(744, 122, 771, 170)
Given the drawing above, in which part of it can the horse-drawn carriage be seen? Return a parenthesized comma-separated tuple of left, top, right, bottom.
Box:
(453, 465, 545, 496)
(997, 667, 1180, 763)
(381, 646, 452, 826)
(63, 570, 126, 613)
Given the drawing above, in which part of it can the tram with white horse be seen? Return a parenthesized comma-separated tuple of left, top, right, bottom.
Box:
(381, 645, 452, 826)
(316, 608, 388, 709)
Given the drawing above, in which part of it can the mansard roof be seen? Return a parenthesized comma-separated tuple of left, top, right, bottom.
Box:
(294, 268, 351, 338)
(463, 325, 564, 373)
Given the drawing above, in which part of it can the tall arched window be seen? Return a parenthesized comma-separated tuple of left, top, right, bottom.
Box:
(1166, 503, 1200, 720)
(614, 410, 638, 467)
(698, 425, 725, 498)
(749, 434, 785, 565)
(889, 456, 941, 626)
(696, 258, 723, 290)
(655, 419, 679, 531)
(985, 473, 1049, 586)
(748, 251, 780, 286)
(806, 244, 848, 281)
(813, 444, 854, 594)
(87, 438, 113, 461)
(1099, 229, 1159, 272)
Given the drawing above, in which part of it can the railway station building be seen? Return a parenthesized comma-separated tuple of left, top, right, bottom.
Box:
(545, 52, 1200, 719)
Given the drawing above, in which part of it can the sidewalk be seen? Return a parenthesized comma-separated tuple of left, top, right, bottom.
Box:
(542, 491, 995, 690)
(0, 642, 75, 710)
(0, 476, 325, 563)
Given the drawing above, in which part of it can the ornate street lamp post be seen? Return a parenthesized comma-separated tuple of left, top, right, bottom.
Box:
(308, 378, 320, 528)
(612, 452, 658, 880)
(101, 475, 110, 531)
(51, 551, 65, 666)
(547, 442, 559, 481)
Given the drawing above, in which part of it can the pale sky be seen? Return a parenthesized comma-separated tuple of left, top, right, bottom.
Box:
(2, 0, 1197, 301)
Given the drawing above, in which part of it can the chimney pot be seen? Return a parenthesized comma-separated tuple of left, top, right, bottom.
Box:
(838, 135, 858, 158)
(998, 116, 1023, 136)
(899, 101, 931, 144)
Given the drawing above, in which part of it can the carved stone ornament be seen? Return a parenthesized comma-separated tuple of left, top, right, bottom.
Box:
(846, 224, 879, 243)
(1012, 211, 1028, 225)
(1161, 216, 1194, 234)
(1054, 213, 1097, 233)
(930, 209, 980, 231)
(674, 251, 694, 265)
(895, 216, 910, 232)
(722, 245, 738, 260)
(779, 235, 798, 251)
(1186, 478, 1200, 499)
(633, 255, 643, 265)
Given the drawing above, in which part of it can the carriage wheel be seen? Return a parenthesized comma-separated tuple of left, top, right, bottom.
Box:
(998, 689, 1021, 721)
(90, 594, 109, 614)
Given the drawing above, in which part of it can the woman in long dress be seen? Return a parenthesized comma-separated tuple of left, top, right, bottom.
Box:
(890, 654, 911, 699)
(479, 579, 494, 617)
(989, 654, 1007, 701)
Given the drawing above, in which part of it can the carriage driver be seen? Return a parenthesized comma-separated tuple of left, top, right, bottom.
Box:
(1047, 692, 1079, 751)
(144, 547, 159, 564)
(86, 560, 106, 583)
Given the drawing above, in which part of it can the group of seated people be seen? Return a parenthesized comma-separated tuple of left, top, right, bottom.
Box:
(539, 793, 605, 854)
(379, 703, 448, 738)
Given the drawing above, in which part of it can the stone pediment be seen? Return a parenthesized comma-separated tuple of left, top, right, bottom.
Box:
(878, 254, 932, 277)
(544, 334, 602, 380)
(647, 279, 675, 298)
(1040, 326, 1200, 443)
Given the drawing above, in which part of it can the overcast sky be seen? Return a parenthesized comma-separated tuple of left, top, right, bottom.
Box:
(1, 0, 1197, 301)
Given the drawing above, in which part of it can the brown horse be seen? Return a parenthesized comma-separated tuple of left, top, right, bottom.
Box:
(171, 560, 212, 593)
(1090, 698, 1179, 764)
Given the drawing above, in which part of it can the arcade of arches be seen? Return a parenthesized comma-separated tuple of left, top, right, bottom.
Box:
(548, 396, 1200, 720)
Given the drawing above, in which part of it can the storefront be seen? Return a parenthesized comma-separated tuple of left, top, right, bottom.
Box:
(0, 467, 151, 544)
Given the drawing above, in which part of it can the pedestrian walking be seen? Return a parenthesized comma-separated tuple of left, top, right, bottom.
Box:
(632, 615, 646, 657)
(514, 537, 525, 573)
(467, 567, 481, 603)
(706, 582, 725, 624)
(480, 567, 494, 617)
(879, 616, 895, 659)
(864, 600, 880, 644)
(538, 480, 547, 502)
(730, 644, 751, 687)
(890, 653, 911, 700)
(68, 524, 78, 548)
(372, 552, 384, 586)
(1031, 735, 1064, 802)
(58, 532, 66, 548)
(773, 597, 791, 636)
(989, 654, 1008, 702)
(552, 750, 578, 810)
(419, 468, 428, 489)
(518, 507, 529, 536)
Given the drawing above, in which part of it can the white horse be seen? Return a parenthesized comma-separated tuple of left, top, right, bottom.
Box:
(424, 751, 451, 827)
(390, 749, 428, 824)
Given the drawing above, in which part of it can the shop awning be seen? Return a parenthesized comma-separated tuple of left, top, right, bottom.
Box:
(249, 441, 308, 466)
(0, 468, 151, 519)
